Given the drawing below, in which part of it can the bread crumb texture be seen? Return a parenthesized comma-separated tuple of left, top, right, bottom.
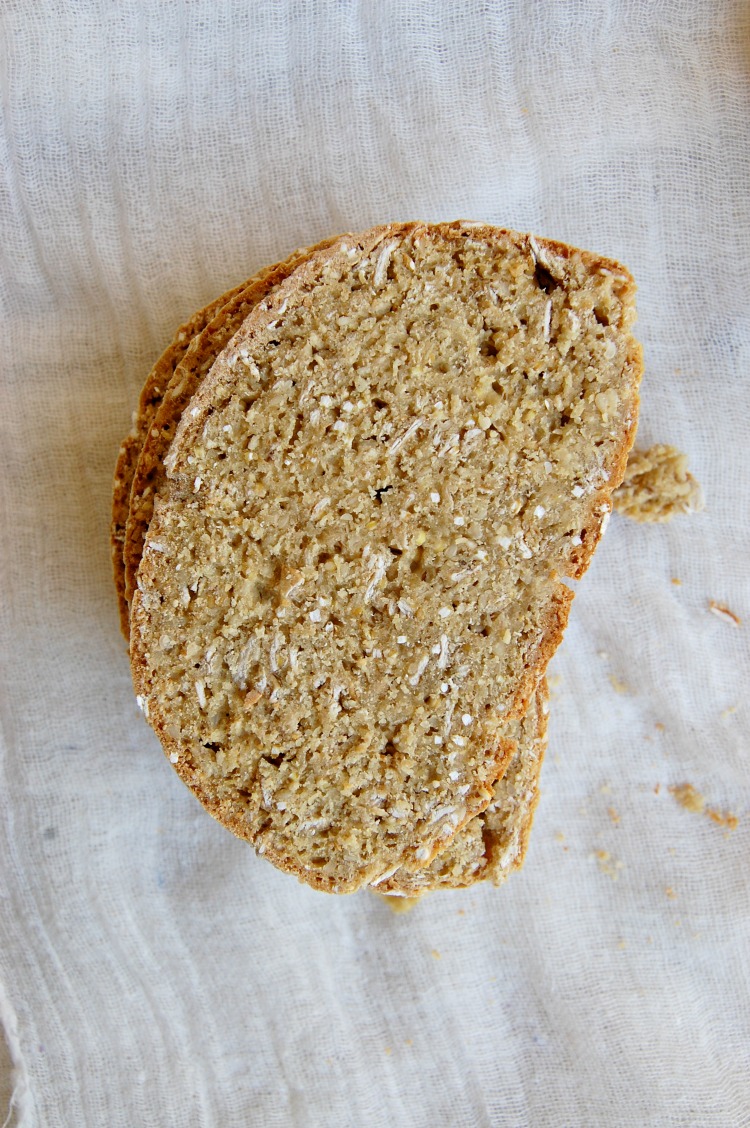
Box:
(128, 222, 642, 893)
(376, 685, 547, 894)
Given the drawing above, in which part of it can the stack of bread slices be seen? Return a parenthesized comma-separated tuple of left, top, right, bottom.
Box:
(113, 222, 642, 896)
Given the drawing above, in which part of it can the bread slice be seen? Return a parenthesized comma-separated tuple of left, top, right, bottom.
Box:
(121, 249, 544, 897)
(130, 222, 642, 893)
(111, 281, 247, 635)
(375, 680, 548, 895)
(122, 238, 337, 614)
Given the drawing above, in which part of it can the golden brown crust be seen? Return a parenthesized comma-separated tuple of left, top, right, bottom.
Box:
(503, 687, 549, 877)
(111, 281, 248, 636)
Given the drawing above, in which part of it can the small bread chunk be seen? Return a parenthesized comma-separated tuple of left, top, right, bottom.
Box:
(613, 443, 703, 522)
(375, 682, 548, 895)
(130, 222, 642, 893)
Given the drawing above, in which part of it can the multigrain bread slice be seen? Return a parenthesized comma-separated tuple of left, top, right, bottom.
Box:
(130, 222, 642, 893)
(375, 681, 548, 895)
(111, 281, 248, 634)
(122, 238, 338, 614)
(121, 247, 545, 895)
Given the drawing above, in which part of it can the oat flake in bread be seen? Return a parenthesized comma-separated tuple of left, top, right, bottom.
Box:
(130, 222, 642, 894)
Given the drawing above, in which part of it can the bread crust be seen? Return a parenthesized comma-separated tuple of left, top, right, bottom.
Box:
(111, 282, 248, 635)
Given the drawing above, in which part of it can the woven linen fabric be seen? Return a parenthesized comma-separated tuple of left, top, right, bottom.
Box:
(1, 2, 749, 1125)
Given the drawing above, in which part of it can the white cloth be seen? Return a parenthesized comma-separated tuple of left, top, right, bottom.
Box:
(1, 2, 748, 1125)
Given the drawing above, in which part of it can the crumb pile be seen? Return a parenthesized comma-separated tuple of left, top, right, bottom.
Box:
(113, 222, 643, 895)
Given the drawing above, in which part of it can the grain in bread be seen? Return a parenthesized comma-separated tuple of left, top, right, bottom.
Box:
(129, 222, 642, 892)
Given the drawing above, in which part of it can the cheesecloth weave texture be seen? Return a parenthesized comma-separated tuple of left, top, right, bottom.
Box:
(1, 2, 748, 1125)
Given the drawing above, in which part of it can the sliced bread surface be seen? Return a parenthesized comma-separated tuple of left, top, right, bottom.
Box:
(130, 222, 642, 892)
